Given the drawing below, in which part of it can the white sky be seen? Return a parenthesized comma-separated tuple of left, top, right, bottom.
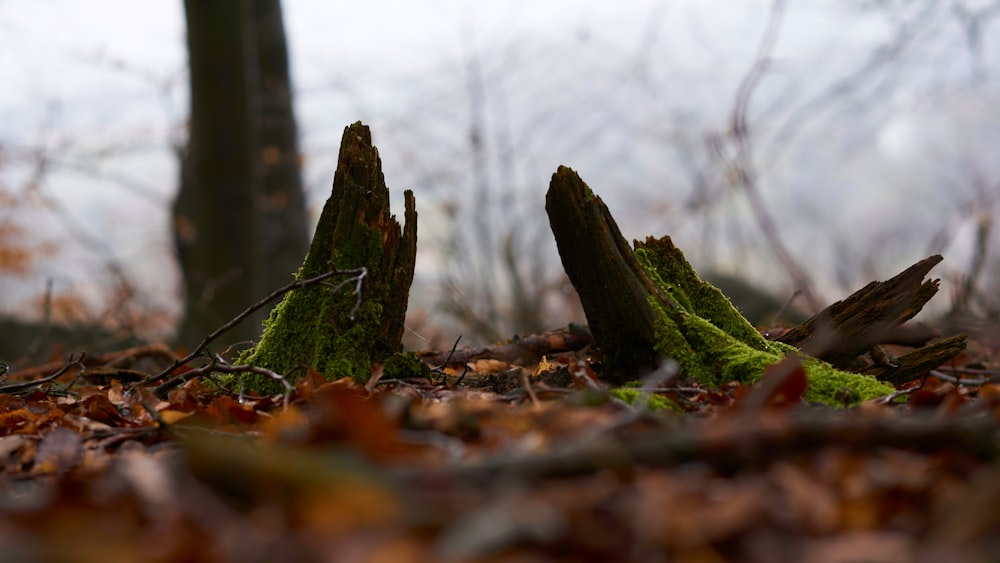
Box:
(1, 0, 998, 337)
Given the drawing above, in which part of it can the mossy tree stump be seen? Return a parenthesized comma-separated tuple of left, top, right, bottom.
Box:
(238, 122, 416, 391)
(546, 166, 898, 405)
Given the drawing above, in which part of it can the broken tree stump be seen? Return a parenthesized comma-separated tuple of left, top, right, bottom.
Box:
(546, 165, 894, 405)
(238, 122, 417, 391)
(772, 254, 966, 384)
(545, 167, 662, 376)
(778, 255, 948, 365)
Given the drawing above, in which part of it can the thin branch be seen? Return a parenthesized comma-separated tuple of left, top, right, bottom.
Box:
(722, 0, 824, 313)
(0, 354, 85, 394)
(876, 385, 922, 405)
(139, 267, 366, 387)
(929, 369, 1000, 387)
(520, 369, 539, 407)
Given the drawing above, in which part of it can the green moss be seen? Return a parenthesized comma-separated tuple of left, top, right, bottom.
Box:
(636, 244, 768, 350)
(229, 223, 394, 394)
(222, 123, 418, 396)
(232, 279, 383, 394)
(633, 240, 894, 407)
(382, 352, 431, 381)
(612, 386, 682, 412)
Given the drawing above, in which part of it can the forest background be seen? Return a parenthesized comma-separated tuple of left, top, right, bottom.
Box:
(1, 0, 998, 352)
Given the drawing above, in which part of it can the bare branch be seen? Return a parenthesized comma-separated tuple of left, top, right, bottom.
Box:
(139, 267, 366, 389)
(715, 0, 825, 312)
(0, 354, 85, 394)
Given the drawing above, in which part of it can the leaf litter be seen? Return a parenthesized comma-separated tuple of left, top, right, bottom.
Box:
(0, 323, 999, 562)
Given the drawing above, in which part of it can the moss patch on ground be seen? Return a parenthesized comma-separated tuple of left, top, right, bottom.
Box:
(611, 386, 682, 412)
(382, 352, 431, 381)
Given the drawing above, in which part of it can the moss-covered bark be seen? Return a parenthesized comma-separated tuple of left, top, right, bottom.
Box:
(237, 122, 416, 392)
(546, 166, 894, 406)
(544, 166, 662, 377)
(635, 237, 893, 404)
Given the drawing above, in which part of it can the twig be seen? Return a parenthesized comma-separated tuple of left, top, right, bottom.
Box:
(876, 385, 922, 405)
(139, 267, 366, 387)
(929, 369, 999, 387)
(718, 0, 823, 312)
(319, 267, 367, 320)
(432, 336, 463, 372)
(520, 369, 539, 407)
(225, 361, 294, 410)
(429, 336, 463, 384)
(0, 354, 85, 394)
(141, 400, 171, 429)
(7, 345, 171, 381)
(936, 365, 1000, 376)
(153, 354, 295, 409)
(422, 328, 594, 367)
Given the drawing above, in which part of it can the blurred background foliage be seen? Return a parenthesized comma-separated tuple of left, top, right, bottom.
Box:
(0, 0, 998, 359)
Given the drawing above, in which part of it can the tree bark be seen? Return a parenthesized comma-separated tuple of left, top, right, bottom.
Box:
(545, 166, 662, 377)
(777, 255, 951, 367)
(173, 0, 309, 350)
(251, 0, 309, 298)
(239, 122, 417, 390)
(174, 0, 259, 349)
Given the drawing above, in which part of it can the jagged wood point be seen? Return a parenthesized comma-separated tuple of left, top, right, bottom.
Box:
(238, 122, 416, 391)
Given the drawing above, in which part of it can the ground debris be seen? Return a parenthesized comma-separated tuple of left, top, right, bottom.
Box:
(0, 334, 998, 562)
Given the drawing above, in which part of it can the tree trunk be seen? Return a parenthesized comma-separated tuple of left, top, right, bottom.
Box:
(174, 0, 259, 349)
(173, 0, 309, 350)
(251, 0, 309, 298)
(545, 166, 662, 377)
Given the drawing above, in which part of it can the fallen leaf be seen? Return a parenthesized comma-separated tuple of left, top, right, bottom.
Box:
(32, 426, 82, 475)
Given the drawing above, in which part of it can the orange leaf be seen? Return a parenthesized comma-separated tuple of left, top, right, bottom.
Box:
(738, 355, 808, 411)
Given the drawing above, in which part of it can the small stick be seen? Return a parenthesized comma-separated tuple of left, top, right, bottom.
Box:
(0, 354, 85, 394)
(139, 267, 366, 387)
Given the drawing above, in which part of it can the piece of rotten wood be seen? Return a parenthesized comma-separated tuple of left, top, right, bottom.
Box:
(866, 334, 968, 386)
(545, 166, 664, 377)
(777, 255, 951, 368)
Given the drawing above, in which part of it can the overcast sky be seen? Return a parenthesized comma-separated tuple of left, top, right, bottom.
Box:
(1, 0, 998, 338)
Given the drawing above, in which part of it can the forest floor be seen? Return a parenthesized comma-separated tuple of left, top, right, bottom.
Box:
(0, 317, 999, 563)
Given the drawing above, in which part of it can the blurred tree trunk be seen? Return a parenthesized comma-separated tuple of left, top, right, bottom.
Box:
(251, 0, 309, 298)
(173, 0, 308, 350)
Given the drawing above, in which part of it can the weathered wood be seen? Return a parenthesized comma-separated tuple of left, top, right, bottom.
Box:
(544, 166, 894, 405)
(239, 122, 417, 390)
(867, 334, 968, 386)
(777, 255, 953, 368)
(545, 166, 662, 377)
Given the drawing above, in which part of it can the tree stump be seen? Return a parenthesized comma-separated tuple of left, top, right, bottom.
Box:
(238, 122, 416, 391)
(544, 166, 662, 377)
(546, 166, 899, 405)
